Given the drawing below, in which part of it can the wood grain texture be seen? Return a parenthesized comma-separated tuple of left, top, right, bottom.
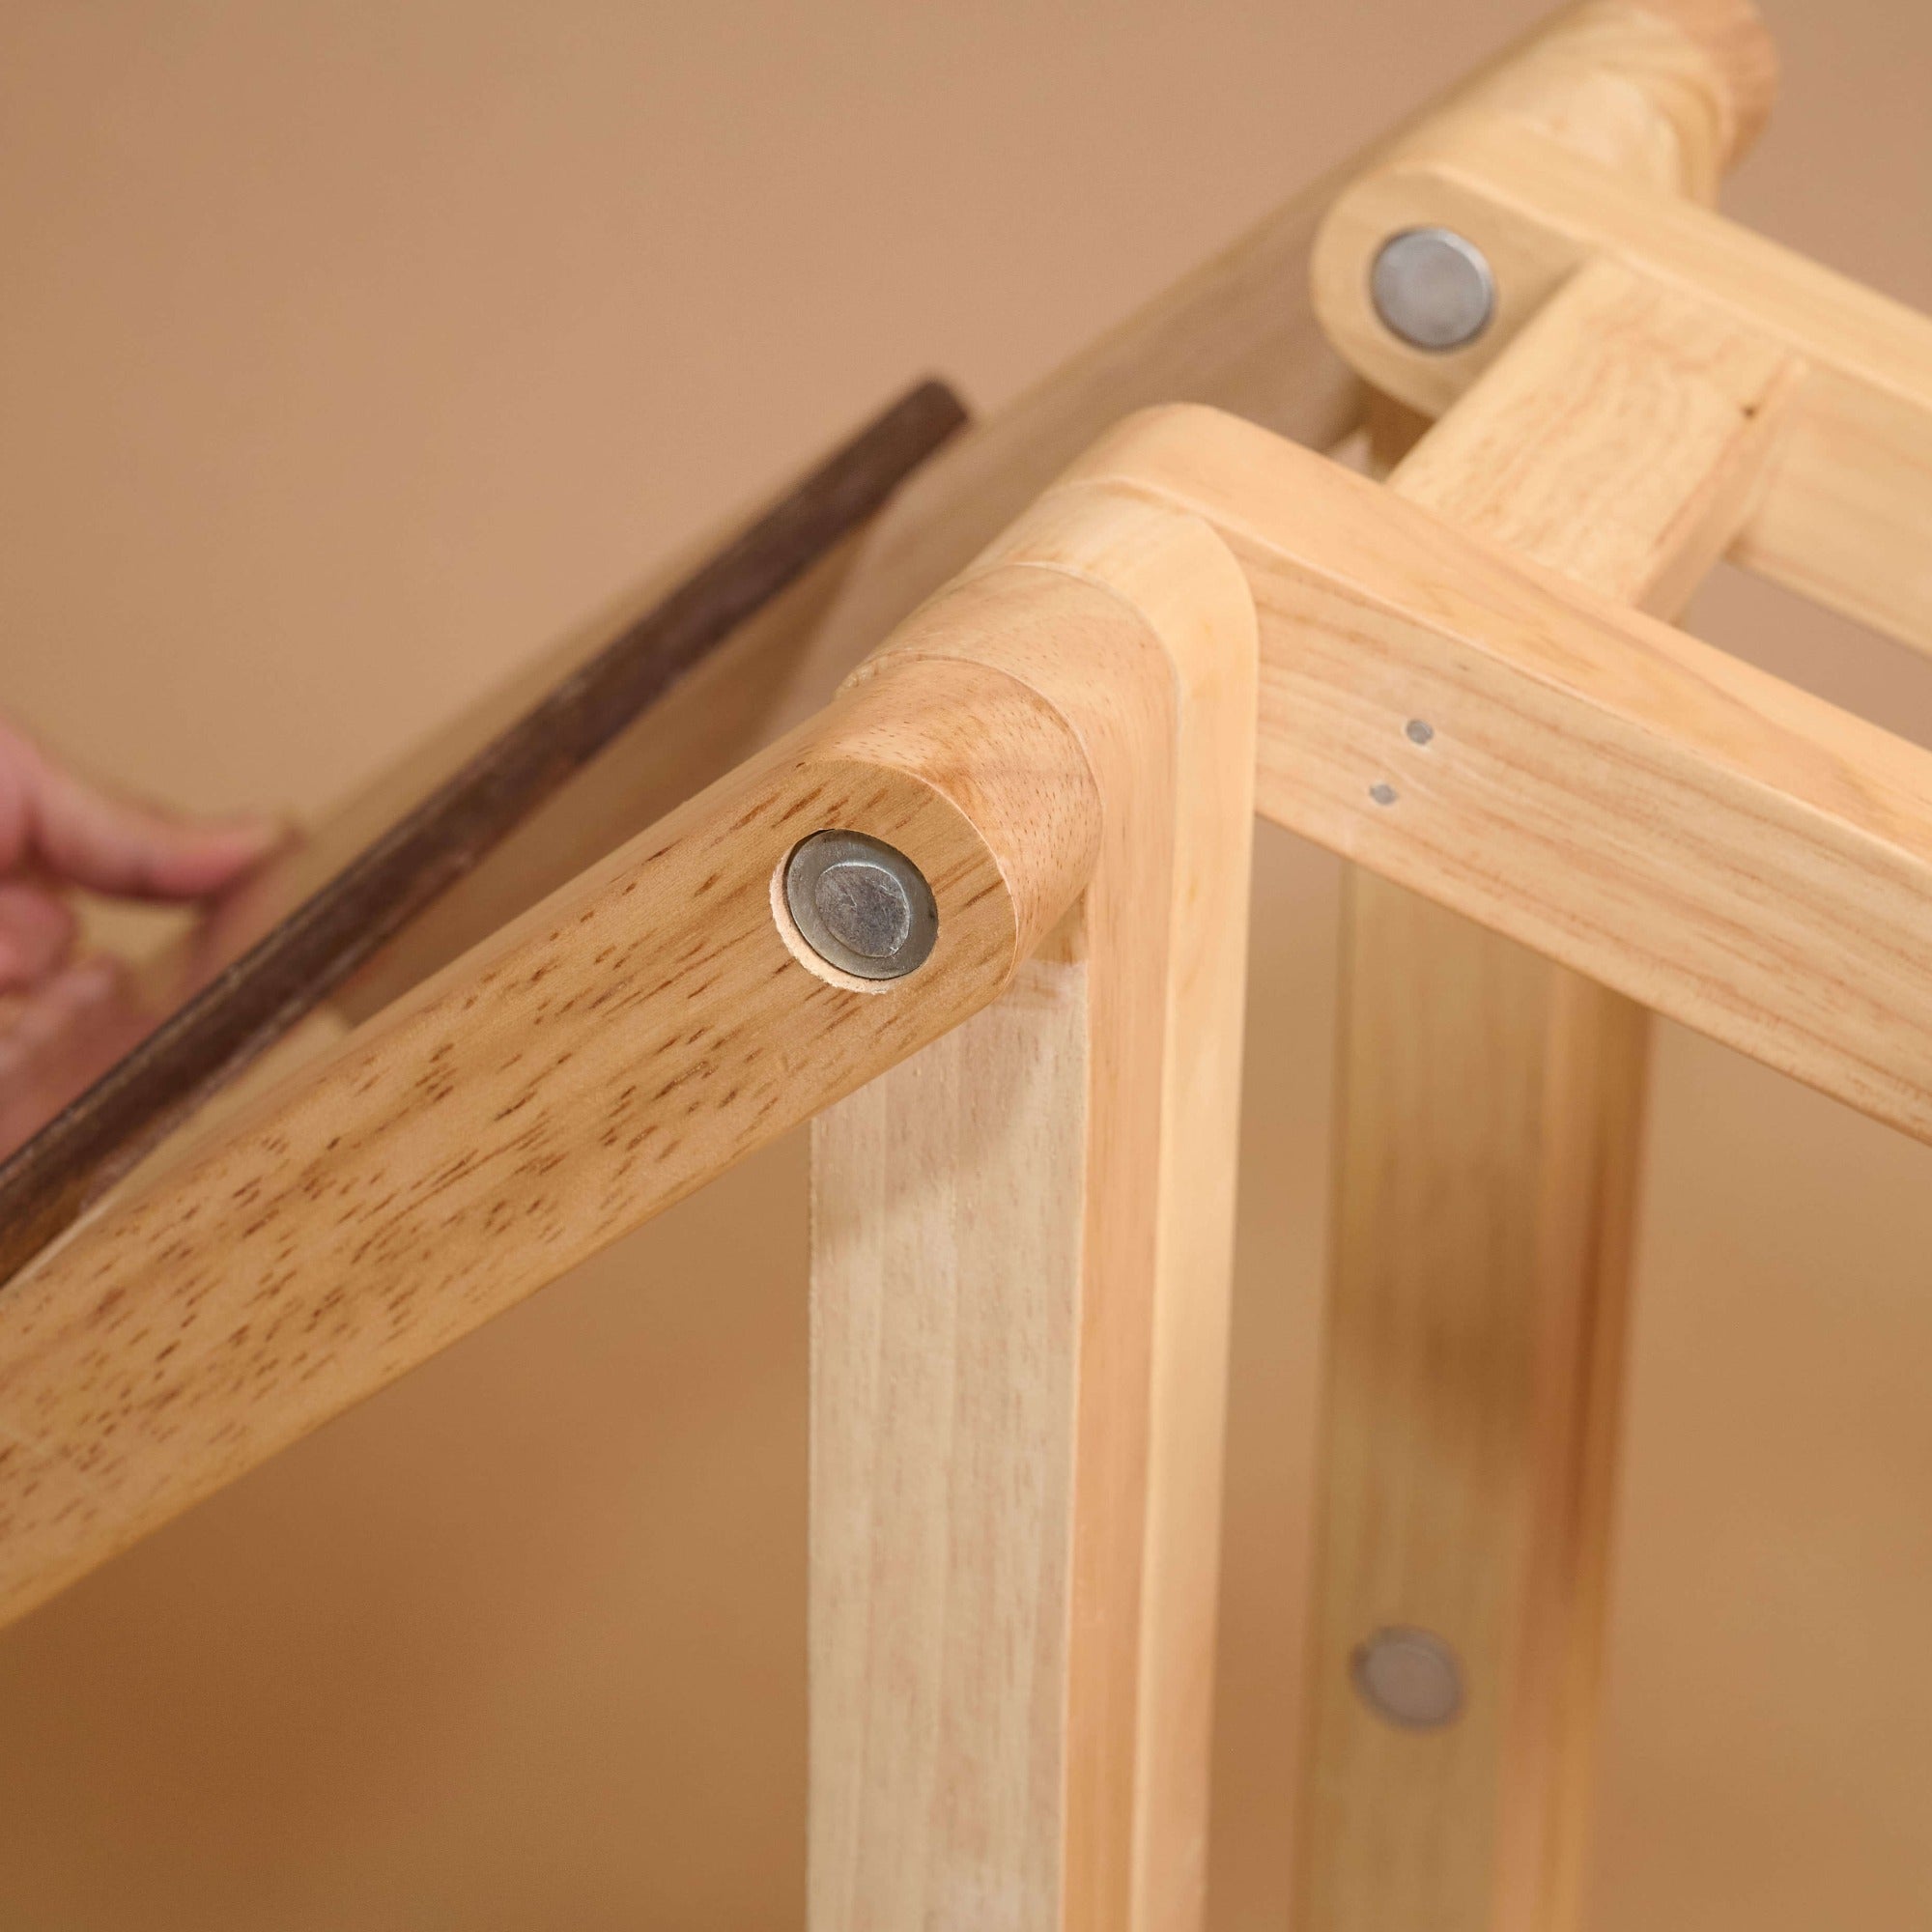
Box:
(1065, 402, 1932, 1146)
(810, 934, 1090, 1931)
(1297, 258, 1776, 1932)
(0, 0, 1725, 1653)
(1385, 257, 1799, 611)
(1421, 0, 1770, 203)
(962, 490, 1261, 1932)
(37, 0, 1638, 1317)
(0, 382, 967, 1287)
(0, 653, 1101, 1631)
(1624, 0, 1776, 158)
(810, 493, 1257, 1931)
(32, 92, 1378, 1294)
(784, 1, 1766, 722)
(1314, 116, 1932, 657)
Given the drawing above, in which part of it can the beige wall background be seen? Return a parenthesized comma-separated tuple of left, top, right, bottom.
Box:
(0, 1, 1929, 1925)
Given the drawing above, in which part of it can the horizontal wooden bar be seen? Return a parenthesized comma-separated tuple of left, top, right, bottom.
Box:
(0, 652, 1101, 1629)
(1066, 404, 1932, 1143)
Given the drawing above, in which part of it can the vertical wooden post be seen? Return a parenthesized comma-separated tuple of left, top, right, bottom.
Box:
(1296, 258, 1798, 1931)
(809, 493, 1256, 1930)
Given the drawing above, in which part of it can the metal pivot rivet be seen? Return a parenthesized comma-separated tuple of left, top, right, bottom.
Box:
(1406, 718, 1435, 746)
(1370, 228, 1495, 352)
(1351, 1626, 1464, 1730)
(1369, 781, 1399, 807)
(782, 830, 938, 981)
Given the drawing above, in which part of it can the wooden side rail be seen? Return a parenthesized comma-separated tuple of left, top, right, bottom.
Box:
(1072, 404, 1932, 1144)
(1294, 9, 1787, 1927)
(7, 7, 1926, 1927)
(13, 89, 1374, 1279)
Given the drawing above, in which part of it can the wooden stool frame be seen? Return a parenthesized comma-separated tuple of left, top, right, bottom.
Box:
(4, 3, 1931, 1926)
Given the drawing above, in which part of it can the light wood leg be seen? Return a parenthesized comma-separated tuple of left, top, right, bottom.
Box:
(810, 501, 1256, 1930)
(1304, 882, 1647, 1928)
(1295, 258, 1798, 1930)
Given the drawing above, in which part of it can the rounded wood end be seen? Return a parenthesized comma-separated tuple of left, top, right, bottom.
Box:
(1628, 0, 1779, 162)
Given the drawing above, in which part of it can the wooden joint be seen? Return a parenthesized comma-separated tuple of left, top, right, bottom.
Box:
(809, 478, 1258, 1930)
(1055, 401, 1932, 1147)
(0, 649, 1105, 1632)
(1309, 2, 1932, 656)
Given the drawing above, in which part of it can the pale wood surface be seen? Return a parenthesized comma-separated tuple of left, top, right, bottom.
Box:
(810, 493, 1256, 1930)
(783, 2, 1767, 724)
(6, 3, 1932, 1926)
(90, 129, 1363, 1235)
(1067, 402, 1932, 1145)
(1625, 0, 1777, 157)
(810, 933, 1090, 1930)
(1423, 0, 1772, 202)
(1296, 258, 1778, 1931)
(1314, 117, 1932, 656)
(965, 490, 1261, 1932)
(1385, 257, 1799, 611)
(0, 656, 1100, 1630)
(1306, 891, 1648, 1929)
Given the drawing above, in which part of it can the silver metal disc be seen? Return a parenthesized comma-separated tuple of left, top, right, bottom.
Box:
(1350, 1625, 1465, 1730)
(782, 830, 938, 981)
(1370, 227, 1495, 352)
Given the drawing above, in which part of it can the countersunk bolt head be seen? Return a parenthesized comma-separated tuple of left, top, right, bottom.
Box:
(1370, 227, 1495, 352)
(1351, 1626, 1464, 1730)
(782, 830, 938, 981)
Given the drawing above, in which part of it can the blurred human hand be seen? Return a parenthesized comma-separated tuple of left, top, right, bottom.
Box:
(0, 717, 280, 1158)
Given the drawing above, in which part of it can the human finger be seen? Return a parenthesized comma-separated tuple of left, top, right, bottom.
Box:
(0, 881, 77, 991)
(19, 740, 281, 900)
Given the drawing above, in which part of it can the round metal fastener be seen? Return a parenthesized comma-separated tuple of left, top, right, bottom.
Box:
(1350, 1626, 1464, 1730)
(782, 830, 938, 981)
(1370, 227, 1495, 352)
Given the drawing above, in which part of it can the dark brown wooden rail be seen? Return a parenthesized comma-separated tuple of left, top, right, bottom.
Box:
(0, 378, 968, 1284)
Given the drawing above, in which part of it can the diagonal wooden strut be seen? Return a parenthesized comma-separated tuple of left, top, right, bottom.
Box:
(0, 650, 1102, 1629)
(1064, 404, 1932, 1147)
(0, 379, 968, 1285)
